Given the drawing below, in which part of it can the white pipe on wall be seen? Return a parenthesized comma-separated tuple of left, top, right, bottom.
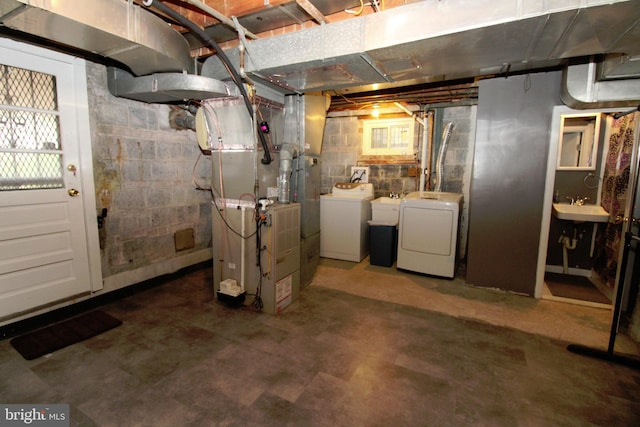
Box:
(394, 102, 430, 191)
(240, 205, 248, 292)
(419, 111, 430, 191)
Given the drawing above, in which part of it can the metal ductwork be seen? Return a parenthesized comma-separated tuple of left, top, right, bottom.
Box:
(0, 0, 193, 75)
(202, 0, 640, 103)
(2, 0, 640, 106)
(562, 56, 640, 108)
(0, 0, 243, 103)
(106, 67, 235, 104)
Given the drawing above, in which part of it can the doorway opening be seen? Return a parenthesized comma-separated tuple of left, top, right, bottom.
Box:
(537, 107, 638, 311)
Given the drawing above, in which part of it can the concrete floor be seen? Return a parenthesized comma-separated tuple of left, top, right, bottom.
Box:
(1, 258, 639, 426)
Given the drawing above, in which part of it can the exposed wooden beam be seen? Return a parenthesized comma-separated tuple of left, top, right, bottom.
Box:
(218, 0, 292, 18)
(179, 0, 259, 39)
(295, 0, 327, 25)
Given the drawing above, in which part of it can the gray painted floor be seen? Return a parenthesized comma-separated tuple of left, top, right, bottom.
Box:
(1, 260, 639, 426)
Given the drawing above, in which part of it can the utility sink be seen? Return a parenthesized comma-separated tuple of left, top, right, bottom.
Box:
(552, 203, 609, 223)
(372, 197, 402, 205)
(371, 197, 401, 223)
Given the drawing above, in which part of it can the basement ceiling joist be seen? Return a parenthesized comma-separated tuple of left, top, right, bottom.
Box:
(179, 0, 364, 50)
(328, 79, 479, 111)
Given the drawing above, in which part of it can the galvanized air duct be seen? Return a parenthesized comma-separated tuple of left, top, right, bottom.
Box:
(202, 0, 640, 96)
(143, 0, 272, 165)
(278, 144, 298, 203)
(561, 59, 640, 109)
(0, 0, 193, 75)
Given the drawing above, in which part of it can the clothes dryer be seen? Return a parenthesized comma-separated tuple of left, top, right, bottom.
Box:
(397, 191, 462, 278)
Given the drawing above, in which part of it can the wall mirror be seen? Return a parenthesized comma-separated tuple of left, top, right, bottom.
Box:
(557, 113, 601, 170)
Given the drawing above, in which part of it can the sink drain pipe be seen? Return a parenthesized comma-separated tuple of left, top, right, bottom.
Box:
(559, 228, 578, 273)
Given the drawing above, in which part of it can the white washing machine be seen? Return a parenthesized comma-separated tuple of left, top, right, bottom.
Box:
(397, 191, 463, 278)
(320, 183, 374, 262)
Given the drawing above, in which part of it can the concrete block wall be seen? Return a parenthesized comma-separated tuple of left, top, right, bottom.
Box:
(320, 116, 419, 197)
(438, 107, 476, 197)
(369, 164, 420, 199)
(321, 116, 360, 193)
(440, 106, 477, 260)
(86, 62, 212, 280)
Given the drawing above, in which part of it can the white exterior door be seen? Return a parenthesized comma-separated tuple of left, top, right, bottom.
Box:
(0, 39, 101, 323)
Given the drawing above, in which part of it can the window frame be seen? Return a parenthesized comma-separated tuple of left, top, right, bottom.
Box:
(362, 117, 415, 156)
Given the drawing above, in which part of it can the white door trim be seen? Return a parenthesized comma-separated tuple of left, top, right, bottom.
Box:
(536, 105, 622, 299)
(69, 51, 103, 293)
(0, 37, 102, 294)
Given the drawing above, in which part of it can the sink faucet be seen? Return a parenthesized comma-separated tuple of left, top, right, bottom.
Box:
(575, 196, 590, 206)
(567, 196, 589, 206)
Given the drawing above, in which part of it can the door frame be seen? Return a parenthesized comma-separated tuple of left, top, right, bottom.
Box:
(0, 38, 102, 296)
(536, 106, 632, 299)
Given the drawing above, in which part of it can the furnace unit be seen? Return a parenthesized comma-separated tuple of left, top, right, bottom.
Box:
(213, 201, 300, 314)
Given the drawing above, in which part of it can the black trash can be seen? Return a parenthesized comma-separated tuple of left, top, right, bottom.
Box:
(368, 220, 398, 267)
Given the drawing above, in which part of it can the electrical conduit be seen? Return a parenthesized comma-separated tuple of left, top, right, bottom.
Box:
(240, 205, 248, 293)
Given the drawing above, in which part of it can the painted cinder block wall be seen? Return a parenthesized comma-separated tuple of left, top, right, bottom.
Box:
(85, 62, 212, 287)
(320, 106, 477, 261)
(84, 58, 476, 285)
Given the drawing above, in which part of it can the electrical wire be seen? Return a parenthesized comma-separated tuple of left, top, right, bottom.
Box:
(345, 0, 364, 15)
(345, 0, 383, 14)
(191, 152, 211, 190)
(613, 105, 640, 119)
(251, 213, 266, 310)
(210, 192, 257, 240)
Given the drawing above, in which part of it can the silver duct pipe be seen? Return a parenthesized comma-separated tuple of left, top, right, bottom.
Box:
(278, 144, 298, 204)
(3, 0, 639, 102)
(202, 0, 640, 94)
(561, 60, 640, 109)
(143, 0, 272, 165)
(434, 122, 454, 193)
(0, 0, 193, 75)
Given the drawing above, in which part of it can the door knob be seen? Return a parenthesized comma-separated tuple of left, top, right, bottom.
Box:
(68, 189, 80, 197)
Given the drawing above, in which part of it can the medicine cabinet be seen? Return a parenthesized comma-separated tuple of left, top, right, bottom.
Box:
(557, 113, 601, 170)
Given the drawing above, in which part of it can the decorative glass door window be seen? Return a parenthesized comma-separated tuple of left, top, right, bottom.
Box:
(0, 64, 63, 191)
(363, 118, 414, 155)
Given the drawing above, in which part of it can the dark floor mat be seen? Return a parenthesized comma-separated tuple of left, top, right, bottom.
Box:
(10, 310, 122, 360)
(545, 273, 610, 304)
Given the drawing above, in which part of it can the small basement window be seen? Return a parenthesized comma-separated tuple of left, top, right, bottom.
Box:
(362, 118, 414, 156)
